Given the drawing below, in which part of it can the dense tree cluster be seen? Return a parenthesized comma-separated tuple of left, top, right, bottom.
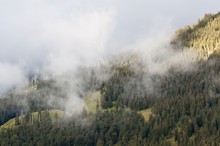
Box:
(101, 55, 158, 110)
(0, 110, 149, 146)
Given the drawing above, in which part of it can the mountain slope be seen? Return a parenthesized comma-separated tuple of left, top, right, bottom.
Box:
(0, 12, 220, 146)
(172, 12, 220, 58)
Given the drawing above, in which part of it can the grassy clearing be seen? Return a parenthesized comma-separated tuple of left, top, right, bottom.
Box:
(84, 91, 102, 114)
(0, 115, 25, 129)
(138, 109, 152, 122)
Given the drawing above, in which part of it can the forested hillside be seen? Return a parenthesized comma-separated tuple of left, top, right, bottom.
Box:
(0, 12, 220, 146)
(171, 12, 220, 58)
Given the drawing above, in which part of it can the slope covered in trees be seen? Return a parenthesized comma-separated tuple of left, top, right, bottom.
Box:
(0, 12, 220, 146)
(171, 12, 220, 58)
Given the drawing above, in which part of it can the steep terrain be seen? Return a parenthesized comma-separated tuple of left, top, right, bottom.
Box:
(172, 12, 220, 58)
(0, 12, 220, 146)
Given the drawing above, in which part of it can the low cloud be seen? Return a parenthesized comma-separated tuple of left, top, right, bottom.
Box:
(0, 63, 27, 95)
(0, 0, 216, 113)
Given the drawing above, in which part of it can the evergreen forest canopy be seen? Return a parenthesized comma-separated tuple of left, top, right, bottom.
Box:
(0, 12, 220, 146)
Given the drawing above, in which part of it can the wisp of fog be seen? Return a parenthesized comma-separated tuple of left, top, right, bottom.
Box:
(0, 0, 218, 114)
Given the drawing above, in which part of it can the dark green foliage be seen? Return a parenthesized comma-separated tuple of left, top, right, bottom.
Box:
(0, 97, 23, 125)
(0, 110, 148, 146)
(101, 57, 158, 110)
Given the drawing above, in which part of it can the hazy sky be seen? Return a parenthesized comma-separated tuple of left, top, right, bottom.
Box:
(0, 0, 220, 94)
(0, 0, 220, 64)
(0, 0, 220, 62)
